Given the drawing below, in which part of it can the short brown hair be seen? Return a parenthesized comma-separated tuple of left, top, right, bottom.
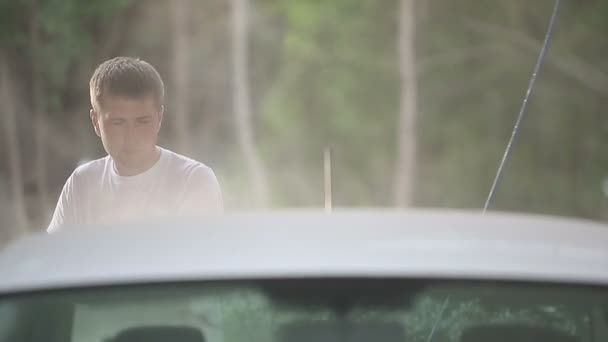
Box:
(89, 56, 164, 111)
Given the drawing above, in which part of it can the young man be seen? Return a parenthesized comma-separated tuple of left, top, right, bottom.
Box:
(47, 57, 223, 232)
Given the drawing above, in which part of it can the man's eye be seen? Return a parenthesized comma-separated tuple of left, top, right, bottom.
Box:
(137, 118, 151, 124)
(111, 120, 125, 125)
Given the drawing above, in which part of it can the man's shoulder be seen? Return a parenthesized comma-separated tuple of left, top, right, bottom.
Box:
(161, 148, 213, 174)
(159, 149, 222, 209)
(70, 156, 110, 180)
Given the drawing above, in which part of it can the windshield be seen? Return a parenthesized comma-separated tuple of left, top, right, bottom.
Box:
(1, 1, 607, 243)
(1, 279, 606, 342)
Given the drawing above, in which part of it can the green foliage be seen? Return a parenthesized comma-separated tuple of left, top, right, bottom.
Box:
(252, 0, 608, 219)
(259, 0, 400, 207)
(411, 1, 608, 219)
(0, 0, 127, 118)
(2, 0, 608, 221)
(31, 0, 129, 95)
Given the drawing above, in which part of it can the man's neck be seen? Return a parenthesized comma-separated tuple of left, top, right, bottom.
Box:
(113, 146, 161, 176)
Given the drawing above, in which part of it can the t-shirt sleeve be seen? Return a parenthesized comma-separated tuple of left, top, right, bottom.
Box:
(179, 166, 224, 216)
(47, 172, 79, 233)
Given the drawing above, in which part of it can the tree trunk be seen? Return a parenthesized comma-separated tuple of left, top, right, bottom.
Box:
(30, 6, 51, 223)
(171, 0, 193, 155)
(231, 0, 269, 207)
(394, 0, 418, 207)
(0, 51, 29, 236)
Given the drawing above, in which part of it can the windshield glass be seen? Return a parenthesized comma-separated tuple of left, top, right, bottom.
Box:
(1, 1, 607, 244)
(1, 279, 606, 342)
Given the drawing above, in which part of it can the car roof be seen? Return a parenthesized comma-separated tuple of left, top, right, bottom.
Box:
(1, 209, 607, 294)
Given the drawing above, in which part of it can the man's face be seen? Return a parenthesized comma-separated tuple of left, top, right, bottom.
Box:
(90, 94, 163, 169)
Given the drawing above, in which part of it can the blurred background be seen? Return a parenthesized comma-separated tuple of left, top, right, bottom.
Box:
(1, 0, 607, 243)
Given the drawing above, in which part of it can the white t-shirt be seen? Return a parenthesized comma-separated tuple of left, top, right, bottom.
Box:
(47, 147, 223, 232)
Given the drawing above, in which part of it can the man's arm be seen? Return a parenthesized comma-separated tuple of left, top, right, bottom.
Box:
(47, 173, 79, 233)
(179, 166, 224, 216)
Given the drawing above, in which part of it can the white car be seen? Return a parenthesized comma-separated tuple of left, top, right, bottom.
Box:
(0, 210, 607, 342)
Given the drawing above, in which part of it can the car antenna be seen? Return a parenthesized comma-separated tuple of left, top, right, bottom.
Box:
(324, 147, 333, 213)
(483, 0, 561, 214)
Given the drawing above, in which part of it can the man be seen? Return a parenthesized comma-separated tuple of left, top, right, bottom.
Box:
(47, 57, 222, 232)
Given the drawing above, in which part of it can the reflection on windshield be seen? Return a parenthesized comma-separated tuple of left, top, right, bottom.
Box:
(1, 279, 605, 342)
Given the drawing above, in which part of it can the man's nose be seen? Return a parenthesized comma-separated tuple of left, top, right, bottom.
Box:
(123, 122, 136, 144)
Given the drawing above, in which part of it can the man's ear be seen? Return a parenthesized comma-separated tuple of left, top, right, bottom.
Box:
(157, 105, 164, 132)
(90, 109, 101, 137)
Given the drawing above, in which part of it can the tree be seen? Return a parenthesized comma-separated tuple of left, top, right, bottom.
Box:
(0, 50, 29, 236)
(29, 2, 51, 221)
(394, 0, 418, 206)
(171, 0, 193, 155)
(231, 0, 270, 207)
